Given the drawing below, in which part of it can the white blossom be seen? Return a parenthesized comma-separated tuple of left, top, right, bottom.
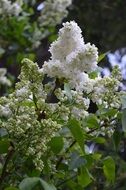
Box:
(42, 21, 98, 91)
(0, 68, 11, 86)
(39, 0, 72, 27)
(91, 72, 121, 108)
(0, 0, 22, 16)
(15, 85, 31, 101)
(0, 105, 12, 117)
(71, 107, 89, 119)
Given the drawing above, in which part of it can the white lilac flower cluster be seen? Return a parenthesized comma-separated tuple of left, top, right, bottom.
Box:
(0, 21, 123, 172)
(0, 0, 22, 16)
(91, 66, 122, 108)
(42, 21, 122, 109)
(0, 68, 11, 87)
(55, 88, 90, 120)
(39, 0, 72, 27)
(42, 21, 98, 91)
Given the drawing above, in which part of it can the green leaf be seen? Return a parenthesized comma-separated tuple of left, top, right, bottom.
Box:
(78, 167, 92, 187)
(101, 108, 117, 117)
(40, 179, 57, 190)
(19, 177, 57, 190)
(69, 151, 86, 170)
(113, 130, 121, 150)
(92, 153, 102, 160)
(93, 137, 106, 144)
(121, 95, 126, 109)
(49, 136, 64, 154)
(89, 71, 98, 79)
(122, 109, 126, 132)
(0, 139, 10, 154)
(83, 114, 99, 129)
(68, 118, 85, 152)
(5, 187, 19, 190)
(67, 180, 80, 190)
(98, 52, 109, 63)
(29, 169, 41, 177)
(20, 100, 34, 108)
(103, 156, 115, 183)
(85, 155, 93, 168)
(19, 178, 39, 190)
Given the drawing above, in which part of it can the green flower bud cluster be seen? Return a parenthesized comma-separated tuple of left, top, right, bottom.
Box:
(0, 59, 62, 171)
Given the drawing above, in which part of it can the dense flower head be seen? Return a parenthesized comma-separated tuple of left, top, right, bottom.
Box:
(50, 21, 84, 60)
(42, 21, 98, 91)
(39, 0, 72, 27)
(91, 68, 122, 108)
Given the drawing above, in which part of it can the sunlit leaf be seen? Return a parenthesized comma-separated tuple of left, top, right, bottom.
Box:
(103, 156, 115, 183)
(93, 137, 106, 144)
(5, 187, 19, 190)
(83, 114, 99, 129)
(98, 52, 109, 63)
(68, 118, 85, 152)
(49, 136, 64, 154)
(78, 167, 92, 187)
